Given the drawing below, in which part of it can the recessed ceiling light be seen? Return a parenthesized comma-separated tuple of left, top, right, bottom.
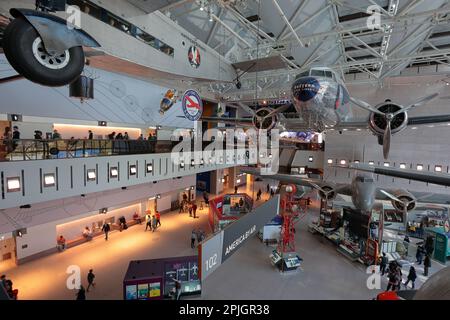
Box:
(43, 173, 56, 187)
(7, 177, 21, 192)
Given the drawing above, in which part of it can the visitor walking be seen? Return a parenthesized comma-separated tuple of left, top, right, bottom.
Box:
(234, 186, 238, 194)
(188, 203, 193, 217)
(101, 222, 110, 241)
(87, 269, 96, 292)
(379, 252, 388, 276)
(416, 245, 425, 264)
(145, 212, 152, 231)
(156, 211, 161, 227)
(256, 189, 262, 201)
(266, 184, 270, 194)
(404, 266, 417, 289)
(192, 203, 197, 218)
(151, 215, 157, 232)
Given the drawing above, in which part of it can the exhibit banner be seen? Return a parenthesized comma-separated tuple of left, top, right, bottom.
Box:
(199, 230, 224, 281)
(221, 195, 280, 262)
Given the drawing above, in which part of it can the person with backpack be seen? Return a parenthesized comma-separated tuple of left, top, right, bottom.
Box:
(404, 266, 417, 289)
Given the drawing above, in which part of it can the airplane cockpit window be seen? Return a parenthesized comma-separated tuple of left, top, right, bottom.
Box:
(324, 71, 334, 79)
(310, 69, 326, 77)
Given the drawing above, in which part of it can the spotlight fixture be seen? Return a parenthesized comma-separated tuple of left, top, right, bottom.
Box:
(399, 163, 406, 169)
(110, 167, 118, 178)
(191, 159, 195, 167)
(43, 173, 56, 187)
(308, 156, 314, 162)
(98, 121, 107, 127)
(6, 177, 21, 193)
(180, 160, 185, 168)
(146, 163, 153, 173)
(156, 194, 161, 199)
(87, 169, 96, 181)
(99, 208, 108, 214)
(129, 165, 137, 176)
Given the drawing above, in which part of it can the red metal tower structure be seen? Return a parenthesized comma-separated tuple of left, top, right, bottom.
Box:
(277, 185, 307, 254)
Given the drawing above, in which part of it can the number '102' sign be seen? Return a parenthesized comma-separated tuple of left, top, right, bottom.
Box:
(198, 230, 224, 281)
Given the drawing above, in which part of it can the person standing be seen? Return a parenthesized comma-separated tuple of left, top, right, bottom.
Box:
(76, 285, 86, 300)
(145, 212, 152, 231)
(101, 222, 110, 241)
(379, 252, 388, 276)
(256, 189, 262, 201)
(424, 255, 431, 276)
(124, 132, 129, 140)
(87, 269, 95, 292)
(151, 215, 157, 232)
(57, 235, 66, 251)
(88, 130, 93, 140)
(416, 245, 424, 265)
(403, 235, 410, 256)
(404, 266, 417, 289)
(188, 203, 193, 217)
(192, 203, 197, 219)
(52, 130, 61, 139)
(12, 126, 20, 140)
(156, 211, 161, 227)
(191, 229, 197, 249)
(234, 186, 238, 194)
(266, 184, 270, 194)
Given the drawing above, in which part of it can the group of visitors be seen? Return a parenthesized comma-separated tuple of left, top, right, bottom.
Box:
(1, 274, 18, 300)
(145, 211, 161, 232)
(76, 269, 96, 300)
(179, 193, 199, 219)
(107, 131, 130, 140)
(191, 228, 206, 248)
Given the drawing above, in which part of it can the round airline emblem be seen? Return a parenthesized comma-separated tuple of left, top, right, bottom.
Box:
(182, 90, 203, 121)
(188, 46, 201, 69)
(292, 76, 320, 102)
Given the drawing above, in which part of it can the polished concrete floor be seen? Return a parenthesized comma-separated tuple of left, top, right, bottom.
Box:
(0, 182, 445, 300)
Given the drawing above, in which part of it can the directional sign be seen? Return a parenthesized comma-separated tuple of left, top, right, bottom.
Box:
(182, 89, 203, 121)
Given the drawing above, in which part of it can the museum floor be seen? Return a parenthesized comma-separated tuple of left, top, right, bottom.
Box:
(0, 182, 445, 300)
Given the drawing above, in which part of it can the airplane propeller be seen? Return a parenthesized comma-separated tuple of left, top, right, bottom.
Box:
(351, 93, 439, 159)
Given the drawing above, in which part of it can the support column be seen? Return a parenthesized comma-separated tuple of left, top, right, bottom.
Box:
(210, 169, 224, 195)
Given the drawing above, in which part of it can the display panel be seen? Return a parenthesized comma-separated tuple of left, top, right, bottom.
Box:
(137, 284, 149, 300)
(125, 285, 137, 300)
(149, 282, 161, 298)
(164, 258, 201, 298)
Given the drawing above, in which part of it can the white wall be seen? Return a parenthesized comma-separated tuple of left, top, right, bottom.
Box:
(13, 177, 194, 260)
(157, 195, 171, 213)
(291, 150, 324, 168)
(56, 203, 141, 241)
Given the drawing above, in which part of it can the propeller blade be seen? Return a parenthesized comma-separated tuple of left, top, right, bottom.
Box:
(380, 189, 403, 203)
(263, 103, 291, 120)
(383, 120, 391, 159)
(350, 97, 385, 116)
(235, 102, 257, 117)
(393, 93, 439, 116)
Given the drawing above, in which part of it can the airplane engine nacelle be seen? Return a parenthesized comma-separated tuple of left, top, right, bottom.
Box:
(318, 185, 337, 201)
(253, 107, 278, 130)
(369, 102, 408, 138)
(390, 190, 416, 212)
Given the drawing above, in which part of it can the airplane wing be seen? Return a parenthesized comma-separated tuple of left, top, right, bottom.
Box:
(240, 167, 352, 196)
(342, 163, 450, 187)
(375, 188, 450, 205)
(199, 116, 253, 127)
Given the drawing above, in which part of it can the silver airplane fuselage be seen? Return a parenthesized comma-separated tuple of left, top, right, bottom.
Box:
(291, 73, 352, 132)
(350, 175, 377, 212)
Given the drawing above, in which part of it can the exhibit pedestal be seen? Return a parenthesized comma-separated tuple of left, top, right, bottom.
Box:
(270, 250, 302, 273)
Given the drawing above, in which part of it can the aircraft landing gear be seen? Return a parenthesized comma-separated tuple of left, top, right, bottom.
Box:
(2, 17, 85, 87)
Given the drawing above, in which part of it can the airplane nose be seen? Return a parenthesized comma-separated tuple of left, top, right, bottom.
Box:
(292, 77, 321, 102)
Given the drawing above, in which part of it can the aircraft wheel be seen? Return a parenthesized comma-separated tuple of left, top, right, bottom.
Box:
(3, 17, 85, 87)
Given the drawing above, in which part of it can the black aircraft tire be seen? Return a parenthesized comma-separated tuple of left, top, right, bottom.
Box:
(3, 17, 85, 87)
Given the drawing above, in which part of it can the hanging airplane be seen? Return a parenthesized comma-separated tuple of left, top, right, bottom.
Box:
(201, 66, 450, 159)
(337, 162, 450, 188)
(240, 167, 450, 214)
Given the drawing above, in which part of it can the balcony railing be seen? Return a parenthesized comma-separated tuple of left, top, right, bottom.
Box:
(0, 139, 176, 161)
(0, 139, 252, 162)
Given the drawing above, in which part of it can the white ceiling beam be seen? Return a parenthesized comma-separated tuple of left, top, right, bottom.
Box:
(206, 8, 223, 45)
(211, 13, 252, 48)
(278, 0, 310, 40)
(281, 4, 332, 41)
(346, 31, 383, 58)
(398, 0, 425, 16)
(271, 0, 305, 47)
